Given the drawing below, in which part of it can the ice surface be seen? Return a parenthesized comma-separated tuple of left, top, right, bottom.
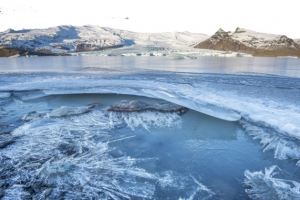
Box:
(1, 57, 300, 199)
(0, 62, 299, 140)
(244, 166, 300, 199)
(3, 73, 300, 135)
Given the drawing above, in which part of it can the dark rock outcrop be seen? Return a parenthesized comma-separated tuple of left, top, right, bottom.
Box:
(0, 48, 70, 57)
(107, 100, 188, 114)
(195, 29, 259, 55)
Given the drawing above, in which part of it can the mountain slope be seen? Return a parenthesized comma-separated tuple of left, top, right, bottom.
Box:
(195, 28, 300, 57)
(0, 25, 124, 54)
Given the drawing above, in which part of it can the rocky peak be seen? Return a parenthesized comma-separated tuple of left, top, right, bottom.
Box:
(216, 28, 225, 33)
(4, 28, 15, 33)
(106, 100, 188, 114)
(210, 28, 231, 43)
(278, 35, 292, 43)
(234, 27, 247, 33)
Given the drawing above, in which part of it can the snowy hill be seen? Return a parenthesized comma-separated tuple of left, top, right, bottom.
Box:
(195, 28, 300, 57)
(0, 25, 209, 57)
(231, 28, 299, 50)
(0, 25, 124, 54)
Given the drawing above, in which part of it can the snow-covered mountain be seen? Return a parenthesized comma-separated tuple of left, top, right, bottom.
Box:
(101, 27, 208, 47)
(0, 25, 208, 56)
(195, 28, 300, 57)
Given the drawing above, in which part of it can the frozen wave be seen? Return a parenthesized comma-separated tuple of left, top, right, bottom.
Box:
(0, 78, 240, 121)
(244, 166, 300, 200)
(0, 69, 300, 163)
(0, 73, 299, 135)
(1, 72, 299, 140)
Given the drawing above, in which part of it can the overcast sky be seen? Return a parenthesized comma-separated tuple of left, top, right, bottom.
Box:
(0, 0, 299, 38)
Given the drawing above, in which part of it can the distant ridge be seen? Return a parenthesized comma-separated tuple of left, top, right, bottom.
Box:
(0, 25, 208, 57)
(195, 28, 300, 57)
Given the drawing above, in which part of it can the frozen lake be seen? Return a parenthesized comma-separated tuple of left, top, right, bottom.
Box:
(0, 56, 300, 199)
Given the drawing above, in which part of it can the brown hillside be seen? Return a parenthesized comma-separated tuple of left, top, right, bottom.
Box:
(195, 29, 300, 57)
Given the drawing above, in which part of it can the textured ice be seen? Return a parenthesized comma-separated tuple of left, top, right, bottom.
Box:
(1, 66, 300, 166)
(0, 69, 299, 139)
(240, 120, 300, 163)
(1, 102, 214, 199)
(11, 90, 47, 101)
(107, 111, 182, 131)
(244, 166, 300, 200)
(0, 110, 160, 199)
